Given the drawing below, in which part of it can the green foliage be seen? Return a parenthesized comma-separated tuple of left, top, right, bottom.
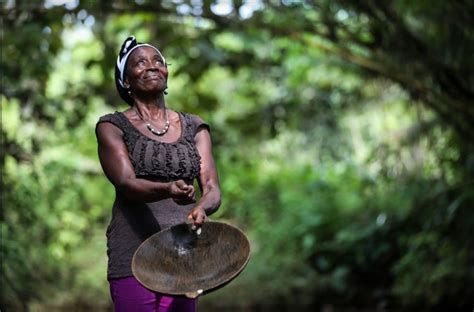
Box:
(2, 1, 473, 310)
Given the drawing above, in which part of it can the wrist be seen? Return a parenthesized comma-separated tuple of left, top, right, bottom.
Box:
(152, 181, 172, 197)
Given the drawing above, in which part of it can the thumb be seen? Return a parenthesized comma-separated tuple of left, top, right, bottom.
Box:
(176, 180, 187, 189)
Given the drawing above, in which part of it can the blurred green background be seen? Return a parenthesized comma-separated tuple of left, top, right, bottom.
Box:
(2, 0, 474, 311)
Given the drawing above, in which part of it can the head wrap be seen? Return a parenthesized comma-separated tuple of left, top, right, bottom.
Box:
(115, 36, 166, 105)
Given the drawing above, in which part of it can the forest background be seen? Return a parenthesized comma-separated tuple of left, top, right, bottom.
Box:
(2, 0, 474, 311)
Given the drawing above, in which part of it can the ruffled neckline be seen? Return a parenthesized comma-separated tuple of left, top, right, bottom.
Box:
(116, 111, 186, 145)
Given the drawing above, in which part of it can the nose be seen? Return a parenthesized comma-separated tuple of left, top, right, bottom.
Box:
(146, 61, 166, 73)
(146, 62, 159, 71)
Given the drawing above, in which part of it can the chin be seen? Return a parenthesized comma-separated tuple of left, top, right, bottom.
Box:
(146, 84, 167, 94)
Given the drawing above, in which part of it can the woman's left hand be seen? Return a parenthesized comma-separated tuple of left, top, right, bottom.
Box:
(187, 207, 207, 230)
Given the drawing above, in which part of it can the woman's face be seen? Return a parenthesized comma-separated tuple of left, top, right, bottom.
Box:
(124, 46, 168, 95)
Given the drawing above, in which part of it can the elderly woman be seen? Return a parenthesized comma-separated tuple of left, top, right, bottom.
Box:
(95, 36, 221, 312)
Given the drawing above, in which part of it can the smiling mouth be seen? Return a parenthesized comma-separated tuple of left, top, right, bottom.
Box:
(145, 75, 161, 80)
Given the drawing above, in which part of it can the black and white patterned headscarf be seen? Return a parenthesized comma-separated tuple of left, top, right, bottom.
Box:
(115, 36, 166, 105)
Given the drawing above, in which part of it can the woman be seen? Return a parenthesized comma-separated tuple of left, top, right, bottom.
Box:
(95, 36, 221, 312)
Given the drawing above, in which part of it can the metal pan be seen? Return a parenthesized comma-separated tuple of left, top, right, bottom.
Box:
(132, 221, 250, 298)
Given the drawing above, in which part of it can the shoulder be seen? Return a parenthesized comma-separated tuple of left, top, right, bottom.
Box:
(95, 112, 126, 137)
(96, 111, 126, 128)
(181, 112, 210, 134)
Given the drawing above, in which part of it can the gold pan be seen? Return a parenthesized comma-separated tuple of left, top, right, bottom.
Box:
(132, 221, 250, 298)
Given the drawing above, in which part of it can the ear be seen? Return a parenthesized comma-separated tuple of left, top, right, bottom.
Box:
(123, 78, 130, 89)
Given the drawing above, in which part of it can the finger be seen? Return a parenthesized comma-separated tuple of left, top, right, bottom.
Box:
(188, 187, 196, 198)
(180, 183, 194, 195)
(188, 212, 198, 230)
(181, 190, 194, 200)
(183, 185, 192, 192)
(194, 211, 207, 227)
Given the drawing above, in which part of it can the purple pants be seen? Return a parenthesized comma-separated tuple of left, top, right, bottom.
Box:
(109, 276, 198, 312)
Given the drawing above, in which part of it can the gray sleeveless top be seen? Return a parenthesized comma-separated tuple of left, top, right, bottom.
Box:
(96, 111, 208, 279)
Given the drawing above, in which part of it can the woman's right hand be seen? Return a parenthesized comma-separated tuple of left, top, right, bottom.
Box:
(168, 180, 196, 204)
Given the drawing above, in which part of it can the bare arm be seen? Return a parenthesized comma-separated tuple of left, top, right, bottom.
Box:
(96, 122, 195, 202)
(187, 126, 221, 228)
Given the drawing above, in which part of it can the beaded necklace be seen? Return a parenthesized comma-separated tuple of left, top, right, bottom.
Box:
(134, 106, 170, 136)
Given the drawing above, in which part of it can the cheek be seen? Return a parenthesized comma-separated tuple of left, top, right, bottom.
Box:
(160, 67, 169, 78)
(127, 69, 142, 83)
